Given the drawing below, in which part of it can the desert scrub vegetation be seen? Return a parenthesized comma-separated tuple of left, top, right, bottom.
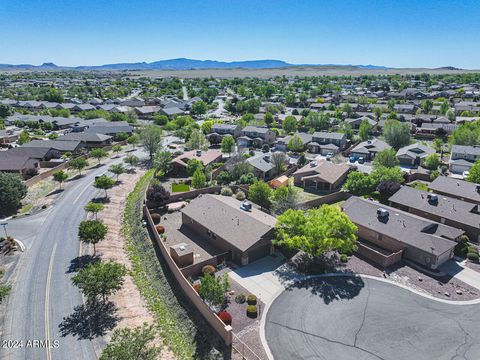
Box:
(122, 170, 224, 360)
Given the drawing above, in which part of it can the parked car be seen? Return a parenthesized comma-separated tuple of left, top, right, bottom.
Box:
(326, 152, 334, 160)
(357, 157, 365, 164)
(463, 171, 470, 179)
(349, 155, 357, 163)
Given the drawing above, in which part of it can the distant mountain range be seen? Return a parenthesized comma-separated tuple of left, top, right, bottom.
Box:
(0, 58, 389, 71)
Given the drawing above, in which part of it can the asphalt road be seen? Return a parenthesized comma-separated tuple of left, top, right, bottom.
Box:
(265, 276, 480, 360)
(0, 151, 145, 360)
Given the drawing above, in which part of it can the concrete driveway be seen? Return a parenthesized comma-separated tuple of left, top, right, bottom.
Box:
(265, 276, 480, 360)
(228, 254, 286, 304)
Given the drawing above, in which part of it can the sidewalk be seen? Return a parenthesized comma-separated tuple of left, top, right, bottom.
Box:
(439, 260, 480, 291)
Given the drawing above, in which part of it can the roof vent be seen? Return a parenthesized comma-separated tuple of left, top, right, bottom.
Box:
(309, 161, 317, 167)
(196, 150, 202, 157)
(263, 155, 270, 162)
(367, 140, 372, 144)
(240, 201, 252, 212)
(377, 208, 389, 219)
(427, 193, 438, 203)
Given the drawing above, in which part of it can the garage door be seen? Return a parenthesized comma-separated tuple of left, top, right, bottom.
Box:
(247, 245, 270, 263)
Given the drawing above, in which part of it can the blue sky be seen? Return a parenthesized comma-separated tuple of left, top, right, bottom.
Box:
(1, 0, 479, 68)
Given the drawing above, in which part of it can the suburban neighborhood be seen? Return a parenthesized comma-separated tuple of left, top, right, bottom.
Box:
(2, 1, 480, 360)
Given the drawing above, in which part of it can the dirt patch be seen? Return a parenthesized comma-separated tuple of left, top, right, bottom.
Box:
(92, 170, 175, 360)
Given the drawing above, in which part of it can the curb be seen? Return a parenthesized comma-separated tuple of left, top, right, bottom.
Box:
(259, 273, 480, 360)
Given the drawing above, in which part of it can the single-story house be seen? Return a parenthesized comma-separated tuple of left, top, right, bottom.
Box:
(210, 124, 242, 138)
(0, 154, 39, 176)
(181, 194, 276, 265)
(293, 160, 350, 191)
(428, 177, 480, 205)
(56, 132, 113, 148)
(345, 116, 377, 129)
(171, 150, 223, 175)
(396, 143, 435, 166)
(0, 130, 18, 144)
(389, 186, 480, 242)
(342, 196, 461, 269)
(21, 139, 85, 154)
(350, 139, 391, 161)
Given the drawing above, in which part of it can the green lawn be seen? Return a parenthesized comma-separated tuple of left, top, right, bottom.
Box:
(410, 181, 429, 191)
(171, 183, 190, 193)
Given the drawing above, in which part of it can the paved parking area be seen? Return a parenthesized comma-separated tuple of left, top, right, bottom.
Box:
(265, 276, 480, 360)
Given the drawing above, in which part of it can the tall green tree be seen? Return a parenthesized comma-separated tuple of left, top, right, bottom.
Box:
(109, 164, 125, 181)
(69, 157, 89, 175)
(274, 205, 358, 258)
(191, 167, 206, 189)
(248, 180, 273, 209)
(140, 125, 163, 160)
(90, 148, 108, 165)
(153, 150, 172, 176)
(94, 175, 116, 199)
(84, 202, 105, 220)
(127, 134, 139, 149)
(198, 273, 230, 309)
(282, 116, 298, 133)
(221, 135, 235, 155)
(467, 160, 480, 184)
(272, 184, 301, 214)
(383, 120, 411, 149)
(78, 219, 108, 255)
(186, 129, 210, 150)
(52, 170, 68, 190)
(100, 324, 160, 360)
(423, 153, 441, 170)
(373, 149, 399, 168)
(72, 260, 126, 302)
(358, 119, 372, 141)
(287, 134, 304, 152)
(0, 173, 27, 215)
(342, 172, 375, 196)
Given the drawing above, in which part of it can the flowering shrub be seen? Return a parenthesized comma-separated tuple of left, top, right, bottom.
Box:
(218, 311, 232, 325)
(202, 265, 216, 275)
(155, 225, 165, 234)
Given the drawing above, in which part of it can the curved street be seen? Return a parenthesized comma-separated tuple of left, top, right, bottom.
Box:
(265, 276, 480, 360)
(0, 150, 145, 360)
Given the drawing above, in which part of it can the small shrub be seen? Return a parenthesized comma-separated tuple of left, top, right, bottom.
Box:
(150, 213, 161, 224)
(220, 187, 233, 196)
(201, 265, 216, 275)
(467, 246, 479, 254)
(235, 190, 246, 201)
(235, 294, 246, 304)
(454, 237, 470, 257)
(340, 254, 348, 263)
(467, 252, 479, 262)
(246, 305, 257, 318)
(155, 225, 165, 234)
(218, 311, 232, 325)
(247, 294, 257, 305)
(41, 204, 48, 209)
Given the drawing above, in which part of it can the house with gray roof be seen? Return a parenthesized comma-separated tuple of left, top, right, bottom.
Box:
(449, 145, 480, 173)
(21, 139, 85, 154)
(209, 124, 241, 138)
(181, 194, 276, 265)
(428, 177, 480, 205)
(342, 196, 461, 269)
(389, 186, 480, 241)
(396, 143, 435, 167)
(293, 160, 351, 191)
(56, 132, 113, 148)
(275, 132, 313, 152)
(246, 153, 276, 179)
(350, 139, 391, 161)
(307, 131, 347, 155)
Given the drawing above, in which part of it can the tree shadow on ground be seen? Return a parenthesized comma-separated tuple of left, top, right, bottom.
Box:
(66, 174, 85, 182)
(46, 188, 64, 196)
(90, 197, 111, 204)
(66, 254, 100, 273)
(59, 301, 118, 340)
(285, 276, 365, 305)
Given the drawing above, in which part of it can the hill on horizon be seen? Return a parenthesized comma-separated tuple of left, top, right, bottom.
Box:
(0, 58, 389, 71)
